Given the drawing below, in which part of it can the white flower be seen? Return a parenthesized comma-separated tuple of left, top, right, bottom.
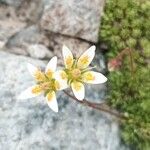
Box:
(18, 56, 67, 112)
(55, 45, 107, 101)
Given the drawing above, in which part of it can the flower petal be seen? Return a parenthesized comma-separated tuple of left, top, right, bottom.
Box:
(71, 81, 85, 101)
(18, 85, 42, 100)
(77, 45, 96, 69)
(54, 70, 68, 90)
(45, 56, 57, 73)
(46, 91, 58, 112)
(62, 45, 73, 69)
(83, 71, 107, 84)
(27, 63, 38, 77)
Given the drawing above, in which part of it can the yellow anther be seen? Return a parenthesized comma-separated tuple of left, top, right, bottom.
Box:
(65, 56, 73, 68)
(32, 85, 42, 94)
(78, 55, 89, 66)
(34, 70, 45, 81)
(46, 69, 53, 79)
(72, 81, 82, 91)
(47, 91, 55, 101)
(60, 71, 67, 80)
(54, 81, 60, 90)
(84, 72, 95, 81)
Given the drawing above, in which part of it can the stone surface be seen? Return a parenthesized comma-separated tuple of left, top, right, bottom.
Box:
(40, 0, 105, 42)
(4, 27, 91, 60)
(28, 44, 53, 59)
(0, 51, 128, 150)
(46, 32, 91, 64)
(4, 25, 47, 56)
(0, 5, 26, 45)
(16, 0, 44, 24)
(0, 0, 24, 7)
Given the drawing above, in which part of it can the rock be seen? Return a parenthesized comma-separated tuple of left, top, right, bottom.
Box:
(28, 44, 53, 59)
(0, 51, 128, 150)
(4, 27, 91, 60)
(17, 0, 44, 24)
(0, 5, 26, 44)
(0, 0, 24, 7)
(4, 25, 48, 56)
(5, 25, 42, 49)
(45, 32, 91, 64)
(40, 0, 105, 42)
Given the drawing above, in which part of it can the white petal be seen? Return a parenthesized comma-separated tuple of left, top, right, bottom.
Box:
(45, 56, 57, 73)
(17, 86, 41, 100)
(54, 70, 68, 90)
(83, 71, 107, 84)
(71, 81, 85, 101)
(77, 45, 96, 69)
(62, 45, 73, 69)
(46, 91, 58, 112)
(27, 63, 38, 77)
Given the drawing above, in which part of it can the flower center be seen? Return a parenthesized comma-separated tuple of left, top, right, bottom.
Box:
(71, 69, 81, 79)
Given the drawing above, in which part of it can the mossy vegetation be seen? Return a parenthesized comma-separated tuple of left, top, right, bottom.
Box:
(99, 0, 150, 149)
(100, 0, 150, 58)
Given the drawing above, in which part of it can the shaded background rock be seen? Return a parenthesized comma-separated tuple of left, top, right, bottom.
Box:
(4, 25, 46, 56)
(1, 0, 105, 60)
(28, 44, 53, 59)
(0, 51, 128, 150)
(0, 0, 24, 7)
(0, 4, 26, 47)
(41, 0, 105, 42)
(16, 0, 44, 24)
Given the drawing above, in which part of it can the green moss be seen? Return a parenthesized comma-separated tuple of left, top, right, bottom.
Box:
(99, 0, 150, 56)
(99, 0, 150, 149)
(107, 54, 150, 150)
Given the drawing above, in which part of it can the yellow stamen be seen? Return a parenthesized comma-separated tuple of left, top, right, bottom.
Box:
(65, 56, 73, 68)
(46, 69, 53, 79)
(78, 55, 89, 66)
(34, 70, 45, 81)
(54, 81, 60, 90)
(32, 85, 42, 94)
(47, 91, 55, 101)
(84, 72, 95, 81)
(72, 81, 82, 91)
(60, 71, 67, 80)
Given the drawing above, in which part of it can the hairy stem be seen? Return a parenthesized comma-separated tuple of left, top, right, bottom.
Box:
(63, 90, 127, 120)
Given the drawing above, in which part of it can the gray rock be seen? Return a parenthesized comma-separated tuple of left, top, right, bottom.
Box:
(0, 5, 26, 44)
(40, 0, 105, 42)
(0, 51, 128, 150)
(46, 32, 91, 64)
(28, 44, 53, 59)
(0, 0, 24, 7)
(17, 0, 44, 24)
(4, 25, 47, 56)
(4, 27, 91, 61)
